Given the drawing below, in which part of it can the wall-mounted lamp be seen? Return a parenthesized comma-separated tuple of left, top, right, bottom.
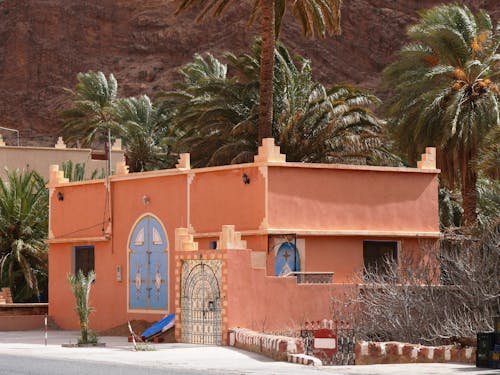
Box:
(142, 195, 150, 206)
(242, 173, 250, 185)
(57, 191, 64, 201)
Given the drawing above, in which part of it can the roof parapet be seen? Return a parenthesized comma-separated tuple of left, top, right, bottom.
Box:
(48, 164, 69, 186)
(417, 147, 436, 170)
(254, 138, 286, 163)
(176, 153, 191, 170)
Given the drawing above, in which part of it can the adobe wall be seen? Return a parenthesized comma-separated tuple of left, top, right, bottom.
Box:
(0, 144, 124, 180)
(49, 173, 189, 330)
(268, 166, 439, 233)
(190, 165, 266, 234)
(225, 249, 351, 332)
(265, 236, 437, 282)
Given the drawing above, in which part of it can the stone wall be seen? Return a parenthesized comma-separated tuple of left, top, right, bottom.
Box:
(355, 341, 475, 365)
(228, 328, 304, 361)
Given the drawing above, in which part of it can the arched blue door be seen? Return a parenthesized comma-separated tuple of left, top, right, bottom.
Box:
(129, 215, 168, 310)
(275, 242, 300, 276)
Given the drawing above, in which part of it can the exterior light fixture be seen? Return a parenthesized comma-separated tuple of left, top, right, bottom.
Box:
(57, 191, 64, 201)
(242, 173, 250, 184)
(142, 195, 150, 205)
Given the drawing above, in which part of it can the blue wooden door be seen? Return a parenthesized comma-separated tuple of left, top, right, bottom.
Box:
(129, 216, 168, 310)
(275, 241, 300, 276)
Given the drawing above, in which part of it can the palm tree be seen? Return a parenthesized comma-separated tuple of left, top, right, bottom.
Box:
(115, 95, 173, 172)
(383, 4, 500, 227)
(68, 270, 96, 344)
(0, 169, 48, 302)
(60, 71, 122, 148)
(176, 0, 342, 143)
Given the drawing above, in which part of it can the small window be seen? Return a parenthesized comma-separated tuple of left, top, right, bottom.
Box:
(73, 246, 95, 276)
(363, 241, 397, 276)
(209, 241, 217, 250)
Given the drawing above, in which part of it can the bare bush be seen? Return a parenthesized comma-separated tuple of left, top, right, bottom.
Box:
(332, 220, 499, 345)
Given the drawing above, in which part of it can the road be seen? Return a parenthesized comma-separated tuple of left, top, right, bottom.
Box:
(0, 331, 497, 375)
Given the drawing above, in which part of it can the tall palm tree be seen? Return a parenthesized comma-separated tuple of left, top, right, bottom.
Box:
(176, 0, 342, 143)
(0, 169, 48, 302)
(383, 5, 499, 227)
(163, 41, 393, 167)
(60, 71, 122, 147)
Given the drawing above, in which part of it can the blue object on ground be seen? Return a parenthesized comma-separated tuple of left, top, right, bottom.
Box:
(141, 313, 175, 339)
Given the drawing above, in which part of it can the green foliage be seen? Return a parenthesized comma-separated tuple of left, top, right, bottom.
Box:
(477, 178, 500, 229)
(115, 95, 176, 172)
(0, 169, 48, 302)
(383, 4, 500, 226)
(68, 270, 95, 344)
(162, 40, 395, 167)
(62, 160, 106, 181)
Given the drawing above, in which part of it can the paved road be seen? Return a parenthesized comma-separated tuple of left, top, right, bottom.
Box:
(0, 331, 497, 375)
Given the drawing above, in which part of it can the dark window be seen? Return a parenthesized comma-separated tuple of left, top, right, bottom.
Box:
(363, 241, 398, 276)
(74, 246, 94, 276)
(209, 241, 217, 250)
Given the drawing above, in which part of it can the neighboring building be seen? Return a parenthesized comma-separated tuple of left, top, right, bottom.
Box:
(0, 135, 124, 181)
(47, 139, 440, 345)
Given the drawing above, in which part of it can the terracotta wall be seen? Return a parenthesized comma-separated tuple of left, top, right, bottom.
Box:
(268, 167, 439, 232)
(190, 166, 266, 234)
(266, 236, 438, 282)
(51, 181, 107, 239)
(225, 250, 351, 332)
(49, 174, 189, 330)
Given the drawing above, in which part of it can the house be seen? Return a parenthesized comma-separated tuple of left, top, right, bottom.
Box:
(47, 139, 439, 345)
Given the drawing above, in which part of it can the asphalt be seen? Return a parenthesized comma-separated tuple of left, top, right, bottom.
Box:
(0, 330, 497, 375)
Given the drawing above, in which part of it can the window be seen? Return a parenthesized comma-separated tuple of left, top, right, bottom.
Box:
(363, 241, 398, 276)
(73, 246, 95, 276)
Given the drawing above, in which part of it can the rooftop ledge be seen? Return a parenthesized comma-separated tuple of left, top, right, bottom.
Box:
(47, 140, 440, 187)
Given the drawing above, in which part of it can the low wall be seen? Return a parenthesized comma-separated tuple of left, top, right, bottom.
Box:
(226, 250, 353, 332)
(355, 341, 476, 365)
(0, 303, 49, 331)
(228, 328, 304, 361)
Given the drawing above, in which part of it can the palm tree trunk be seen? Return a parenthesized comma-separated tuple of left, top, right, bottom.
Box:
(258, 0, 275, 142)
(460, 149, 478, 227)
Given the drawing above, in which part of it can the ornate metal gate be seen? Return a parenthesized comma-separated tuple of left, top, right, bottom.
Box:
(181, 260, 222, 345)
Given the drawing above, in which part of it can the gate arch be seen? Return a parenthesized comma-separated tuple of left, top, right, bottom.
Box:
(181, 260, 222, 344)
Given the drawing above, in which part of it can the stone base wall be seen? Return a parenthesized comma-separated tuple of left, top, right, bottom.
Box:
(355, 341, 475, 365)
(228, 328, 304, 361)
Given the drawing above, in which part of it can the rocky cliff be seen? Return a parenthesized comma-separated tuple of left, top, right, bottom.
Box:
(0, 0, 497, 145)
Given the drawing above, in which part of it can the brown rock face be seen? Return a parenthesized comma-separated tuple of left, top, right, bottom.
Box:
(0, 0, 497, 145)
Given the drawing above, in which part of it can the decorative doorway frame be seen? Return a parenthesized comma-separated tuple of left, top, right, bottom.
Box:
(175, 251, 228, 345)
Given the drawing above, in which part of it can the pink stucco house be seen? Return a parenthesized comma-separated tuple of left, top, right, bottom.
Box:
(47, 139, 439, 345)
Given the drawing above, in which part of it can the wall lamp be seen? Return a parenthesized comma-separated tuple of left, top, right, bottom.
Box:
(142, 195, 150, 206)
(57, 191, 64, 201)
(242, 173, 250, 185)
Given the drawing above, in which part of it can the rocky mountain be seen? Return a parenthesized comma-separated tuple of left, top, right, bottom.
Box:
(0, 0, 497, 145)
